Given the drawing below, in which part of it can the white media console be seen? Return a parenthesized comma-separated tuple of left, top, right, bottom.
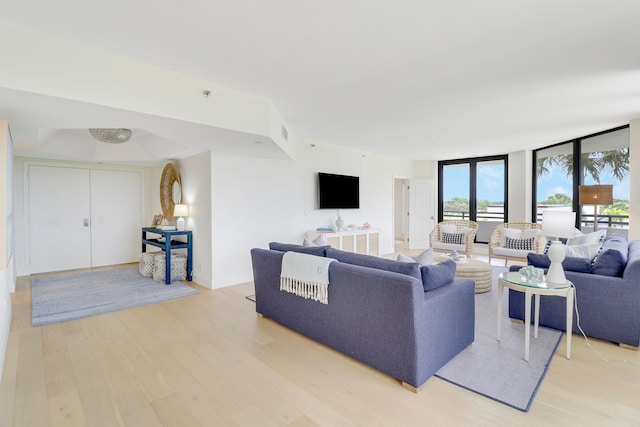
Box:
(306, 228, 380, 256)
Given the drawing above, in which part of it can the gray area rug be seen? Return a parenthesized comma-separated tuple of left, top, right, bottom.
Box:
(32, 267, 199, 327)
(435, 267, 562, 412)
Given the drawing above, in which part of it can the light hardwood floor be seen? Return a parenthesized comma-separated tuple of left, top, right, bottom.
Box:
(1, 252, 639, 426)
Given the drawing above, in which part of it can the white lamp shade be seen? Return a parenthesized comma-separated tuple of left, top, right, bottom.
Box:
(174, 204, 189, 217)
(541, 211, 576, 239)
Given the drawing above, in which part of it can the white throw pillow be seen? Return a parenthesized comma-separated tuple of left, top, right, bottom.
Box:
(397, 248, 433, 266)
(564, 243, 601, 261)
(459, 227, 474, 235)
(440, 224, 457, 235)
(302, 238, 317, 247)
(566, 230, 606, 246)
(500, 227, 522, 247)
(312, 234, 327, 245)
(522, 228, 541, 240)
(303, 234, 327, 247)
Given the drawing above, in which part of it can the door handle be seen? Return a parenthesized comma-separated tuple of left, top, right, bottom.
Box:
(83, 219, 89, 227)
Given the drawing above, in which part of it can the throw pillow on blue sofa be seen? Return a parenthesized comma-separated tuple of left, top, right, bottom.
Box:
(591, 233, 628, 277)
(325, 248, 422, 280)
(527, 253, 592, 273)
(269, 242, 330, 257)
(420, 260, 456, 292)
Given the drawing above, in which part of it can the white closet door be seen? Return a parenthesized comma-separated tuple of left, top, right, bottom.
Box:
(409, 178, 435, 249)
(29, 166, 91, 273)
(90, 170, 142, 267)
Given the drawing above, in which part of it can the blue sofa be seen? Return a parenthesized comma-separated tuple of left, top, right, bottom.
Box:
(509, 234, 640, 348)
(251, 243, 475, 391)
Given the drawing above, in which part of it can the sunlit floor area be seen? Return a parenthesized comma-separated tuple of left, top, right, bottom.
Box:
(1, 252, 639, 426)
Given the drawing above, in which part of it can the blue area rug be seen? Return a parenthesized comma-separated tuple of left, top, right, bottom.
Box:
(32, 267, 199, 327)
(435, 267, 563, 412)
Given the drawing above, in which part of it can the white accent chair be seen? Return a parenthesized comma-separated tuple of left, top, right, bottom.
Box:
(429, 220, 477, 257)
(488, 222, 546, 265)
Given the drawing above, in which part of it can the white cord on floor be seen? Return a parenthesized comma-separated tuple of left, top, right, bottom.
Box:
(570, 283, 638, 368)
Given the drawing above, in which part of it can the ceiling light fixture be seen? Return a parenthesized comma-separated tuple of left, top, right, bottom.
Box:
(89, 128, 132, 144)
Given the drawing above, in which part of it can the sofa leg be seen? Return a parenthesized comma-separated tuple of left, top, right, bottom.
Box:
(401, 382, 422, 393)
(257, 313, 265, 318)
(510, 318, 524, 324)
(619, 343, 639, 351)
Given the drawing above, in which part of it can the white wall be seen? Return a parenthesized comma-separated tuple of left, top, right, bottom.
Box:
(209, 138, 414, 289)
(176, 153, 213, 288)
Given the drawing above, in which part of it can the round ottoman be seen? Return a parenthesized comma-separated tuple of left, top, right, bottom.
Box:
(453, 259, 493, 293)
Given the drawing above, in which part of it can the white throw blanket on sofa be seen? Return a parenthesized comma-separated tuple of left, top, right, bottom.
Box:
(280, 252, 336, 304)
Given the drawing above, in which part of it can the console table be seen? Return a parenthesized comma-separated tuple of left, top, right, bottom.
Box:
(306, 228, 380, 255)
(141, 228, 193, 284)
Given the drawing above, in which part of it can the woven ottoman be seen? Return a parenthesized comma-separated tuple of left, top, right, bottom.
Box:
(153, 253, 188, 283)
(453, 259, 493, 293)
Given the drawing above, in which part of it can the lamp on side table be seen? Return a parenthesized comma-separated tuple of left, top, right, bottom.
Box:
(541, 211, 576, 284)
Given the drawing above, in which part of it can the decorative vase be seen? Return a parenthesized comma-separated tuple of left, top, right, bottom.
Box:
(336, 213, 345, 232)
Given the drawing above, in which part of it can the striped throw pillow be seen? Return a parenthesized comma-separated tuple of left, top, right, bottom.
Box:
(442, 232, 465, 245)
(505, 236, 535, 251)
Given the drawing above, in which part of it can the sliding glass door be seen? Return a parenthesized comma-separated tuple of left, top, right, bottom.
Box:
(533, 125, 629, 234)
(438, 155, 507, 244)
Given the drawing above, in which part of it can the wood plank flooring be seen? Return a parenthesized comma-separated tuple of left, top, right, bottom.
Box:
(1, 254, 639, 426)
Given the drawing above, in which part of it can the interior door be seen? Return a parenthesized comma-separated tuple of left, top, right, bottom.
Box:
(91, 170, 142, 267)
(29, 166, 91, 273)
(409, 179, 434, 249)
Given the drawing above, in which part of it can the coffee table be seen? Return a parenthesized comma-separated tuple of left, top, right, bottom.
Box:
(452, 259, 492, 293)
(497, 271, 574, 361)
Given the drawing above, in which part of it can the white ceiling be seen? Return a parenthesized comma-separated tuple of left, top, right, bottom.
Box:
(2, 0, 640, 164)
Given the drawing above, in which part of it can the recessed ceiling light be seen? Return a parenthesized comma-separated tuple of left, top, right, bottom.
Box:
(202, 90, 212, 98)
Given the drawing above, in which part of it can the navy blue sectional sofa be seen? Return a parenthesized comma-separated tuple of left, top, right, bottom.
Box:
(250, 243, 475, 391)
(509, 234, 640, 348)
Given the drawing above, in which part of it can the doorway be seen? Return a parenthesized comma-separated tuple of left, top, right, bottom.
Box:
(27, 164, 143, 274)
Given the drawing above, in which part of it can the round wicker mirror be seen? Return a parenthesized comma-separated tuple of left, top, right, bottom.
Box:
(160, 163, 182, 221)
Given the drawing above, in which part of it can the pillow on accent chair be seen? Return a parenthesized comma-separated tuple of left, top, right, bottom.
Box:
(505, 236, 535, 251)
(420, 260, 456, 292)
(442, 232, 465, 245)
(440, 224, 457, 235)
(500, 227, 523, 247)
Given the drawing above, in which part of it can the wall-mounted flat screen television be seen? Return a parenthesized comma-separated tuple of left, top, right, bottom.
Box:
(318, 172, 360, 209)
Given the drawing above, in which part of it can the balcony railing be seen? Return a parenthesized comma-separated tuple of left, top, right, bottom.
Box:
(443, 210, 629, 229)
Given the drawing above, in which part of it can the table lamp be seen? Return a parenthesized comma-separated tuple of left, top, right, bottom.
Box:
(174, 204, 189, 231)
(541, 211, 576, 284)
(579, 185, 613, 232)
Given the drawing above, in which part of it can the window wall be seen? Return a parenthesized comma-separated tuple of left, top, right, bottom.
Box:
(533, 125, 630, 234)
(438, 155, 507, 243)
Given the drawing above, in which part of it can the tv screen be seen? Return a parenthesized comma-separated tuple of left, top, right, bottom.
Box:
(318, 172, 360, 209)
